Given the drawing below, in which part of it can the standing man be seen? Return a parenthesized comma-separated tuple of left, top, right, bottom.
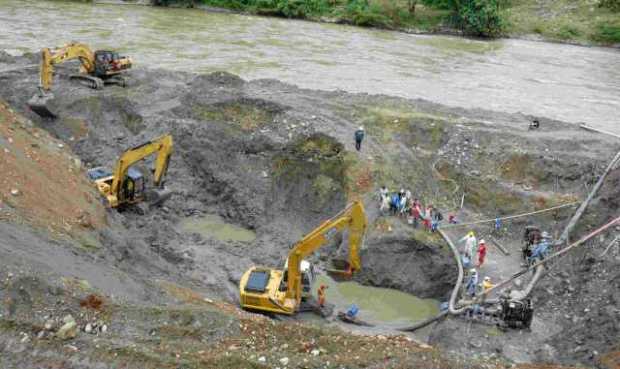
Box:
(317, 285, 328, 308)
(466, 269, 478, 297)
(477, 240, 487, 267)
(354, 126, 365, 151)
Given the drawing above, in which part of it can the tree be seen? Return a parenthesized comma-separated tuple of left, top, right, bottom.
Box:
(457, 0, 504, 37)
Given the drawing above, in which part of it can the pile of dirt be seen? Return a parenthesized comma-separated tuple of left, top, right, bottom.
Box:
(0, 101, 106, 236)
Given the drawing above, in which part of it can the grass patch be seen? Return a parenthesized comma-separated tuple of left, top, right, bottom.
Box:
(505, 0, 620, 44)
(593, 20, 620, 43)
(193, 99, 281, 131)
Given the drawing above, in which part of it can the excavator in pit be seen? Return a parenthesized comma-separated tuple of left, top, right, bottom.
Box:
(87, 134, 173, 209)
(239, 201, 367, 316)
(28, 42, 132, 118)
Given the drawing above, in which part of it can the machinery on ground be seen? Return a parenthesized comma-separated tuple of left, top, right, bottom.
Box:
(239, 201, 367, 315)
(87, 134, 172, 209)
(28, 42, 132, 118)
(499, 297, 534, 329)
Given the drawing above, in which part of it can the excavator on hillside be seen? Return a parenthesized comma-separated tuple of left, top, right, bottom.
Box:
(239, 201, 367, 316)
(28, 42, 132, 118)
(87, 134, 172, 209)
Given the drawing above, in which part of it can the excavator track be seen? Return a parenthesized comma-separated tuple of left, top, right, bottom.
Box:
(69, 74, 104, 89)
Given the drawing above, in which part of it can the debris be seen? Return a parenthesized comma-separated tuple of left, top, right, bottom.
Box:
(56, 320, 78, 340)
(44, 319, 55, 331)
(84, 323, 93, 334)
(279, 357, 289, 365)
(311, 349, 320, 356)
(10, 189, 19, 196)
(258, 356, 266, 363)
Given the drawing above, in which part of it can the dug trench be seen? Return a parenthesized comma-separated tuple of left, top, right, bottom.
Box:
(0, 51, 619, 368)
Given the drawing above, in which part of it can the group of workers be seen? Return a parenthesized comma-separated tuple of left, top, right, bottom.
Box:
(378, 186, 453, 232)
(460, 225, 554, 299)
(458, 231, 494, 298)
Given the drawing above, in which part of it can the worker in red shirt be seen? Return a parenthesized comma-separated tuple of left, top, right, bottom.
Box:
(477, 240, 487, 267)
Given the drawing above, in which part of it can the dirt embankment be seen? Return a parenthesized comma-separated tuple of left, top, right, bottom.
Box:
(0, 50, 619, 368)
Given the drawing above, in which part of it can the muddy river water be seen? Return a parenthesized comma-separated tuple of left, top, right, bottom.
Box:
(1, 0, 619, 133)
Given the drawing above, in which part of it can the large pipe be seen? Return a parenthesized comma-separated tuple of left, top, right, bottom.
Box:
(557, 150, 620, 245)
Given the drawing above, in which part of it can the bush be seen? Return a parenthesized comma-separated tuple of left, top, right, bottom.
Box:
(593, 21, 620, 43)
(599, 0, 620, 12)
(557, 24, 582, 39)
(456, 0, 505, 37)
(340, 0, 393, 27)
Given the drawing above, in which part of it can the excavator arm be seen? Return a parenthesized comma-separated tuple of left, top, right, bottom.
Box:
(107, 134, 173, 207)
(39, 42, 96, 92)
(285, 201, 367, 304)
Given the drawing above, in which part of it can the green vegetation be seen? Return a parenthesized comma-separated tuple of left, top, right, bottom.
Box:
(155, 0, 620, 45)
(507, 0, 620, 44)
(455, 0, 505, 36)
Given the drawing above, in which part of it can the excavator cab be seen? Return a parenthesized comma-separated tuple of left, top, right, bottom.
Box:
(279, 259, 316, 300)
(94, 50, 132, 79)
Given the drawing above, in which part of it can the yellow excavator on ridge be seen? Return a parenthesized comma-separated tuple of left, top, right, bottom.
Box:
(239, 201, 367, 315)
(87, 134, 173, 209)
(28, 42, 132, 118)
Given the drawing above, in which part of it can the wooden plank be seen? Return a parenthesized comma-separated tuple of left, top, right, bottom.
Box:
(489, 236, 510, 255)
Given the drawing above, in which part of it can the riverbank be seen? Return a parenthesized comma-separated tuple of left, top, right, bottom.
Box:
(146, 0, 620, 46)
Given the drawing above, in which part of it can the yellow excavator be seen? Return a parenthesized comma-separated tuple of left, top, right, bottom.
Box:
(87, 134, 172, 209)
(28, 42, 132, 118)
(239, 201, 367, 315)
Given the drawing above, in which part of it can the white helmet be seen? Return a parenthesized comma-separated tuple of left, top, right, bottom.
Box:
(359, 126, 364, 131)
(541, 231, 551, 239)
(484, 276, 491, 281)
(470, 268, 477, 274)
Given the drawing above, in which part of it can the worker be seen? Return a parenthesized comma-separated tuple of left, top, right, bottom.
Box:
(390, 192, 400, 215)
(494, 217, 502, 232)
(354, 126, 365, 151)
(459, 231, 477, 258)
(410, 199, 420, 228)
(448, 213, 457, 224)
(379, 185, 388, 202)
(482, 276, 494, 292)
(317, 285, 328, 307)
(529, 231, 552, 263)
(477, 240, 487, 267)
(431, 206, 442, 232)
(466, 269, 478, 297)
(345, 304, 359, 320)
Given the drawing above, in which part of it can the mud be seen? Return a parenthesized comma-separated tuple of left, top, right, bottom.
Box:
(1, 50, 619, 367)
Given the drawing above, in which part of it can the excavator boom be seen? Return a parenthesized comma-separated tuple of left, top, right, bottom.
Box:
(239, 201, 367, 315)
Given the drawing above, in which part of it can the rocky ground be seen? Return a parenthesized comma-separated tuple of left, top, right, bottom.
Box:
(0, 50, 618, 368)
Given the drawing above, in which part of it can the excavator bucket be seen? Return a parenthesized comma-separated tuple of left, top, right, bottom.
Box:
(145, 188, 172, 208)
(325, 259, 353, 279)
(27, 93, 57, 119)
